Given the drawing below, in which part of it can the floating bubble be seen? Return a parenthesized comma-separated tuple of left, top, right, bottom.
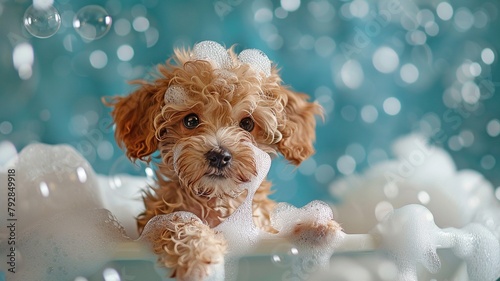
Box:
(73, 5, 112, 40)
(23, 4, 61, 38)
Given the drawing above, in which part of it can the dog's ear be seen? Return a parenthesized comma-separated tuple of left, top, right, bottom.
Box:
(106, 82, 163, 162)
(276, 88, 323, 165)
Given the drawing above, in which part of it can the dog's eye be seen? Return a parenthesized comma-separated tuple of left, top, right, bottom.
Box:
(183, 114, 199, 129)
(239, 117, 254, 132)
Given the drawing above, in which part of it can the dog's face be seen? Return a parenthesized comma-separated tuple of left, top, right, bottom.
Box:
(109, 42, 322, 198)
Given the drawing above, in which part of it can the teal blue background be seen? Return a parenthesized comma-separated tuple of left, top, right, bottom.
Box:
(0, 0, 499, 207)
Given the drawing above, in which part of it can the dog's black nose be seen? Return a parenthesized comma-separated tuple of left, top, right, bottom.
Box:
(206, 148, 232, 169)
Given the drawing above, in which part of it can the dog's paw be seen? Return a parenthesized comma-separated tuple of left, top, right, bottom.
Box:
(291, 219, 342, 247)
(271, 200, 344, 249)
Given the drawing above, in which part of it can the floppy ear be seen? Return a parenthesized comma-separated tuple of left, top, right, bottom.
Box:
(277, 88, 323, 165)
(106, 82, 163, 162)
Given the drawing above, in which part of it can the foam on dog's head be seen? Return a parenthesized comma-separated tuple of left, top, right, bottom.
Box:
(192, 41, 232, 70)
(164, 85, 187, 105)
(238, 49, 271, 78)
(190, 40, 271, 78)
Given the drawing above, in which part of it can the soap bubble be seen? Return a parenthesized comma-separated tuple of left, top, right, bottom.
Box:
(23, 4, 61, 38)
(73, 5, 112, 40)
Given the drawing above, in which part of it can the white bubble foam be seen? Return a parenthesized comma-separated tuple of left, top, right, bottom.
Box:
(5, 209, 128, 281)
(444, 223, 500, 281)
(237, 49, 272, 77)
(164, 85, 187, 105)
(192, 41, 232, 70)
(331, 134, 500, 280)
(7, 143, 102, 232)
(372, 205, 441, 280)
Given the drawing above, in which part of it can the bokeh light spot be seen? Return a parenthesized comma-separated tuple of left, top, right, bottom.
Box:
(314, 36, 335, 57)
(298, 158, 317, 175)
(340, 60, 364, 89)
(480, 155, 496, 170)
(349, 0, 369, 18)
(132, 16, 150, 32)
(461, 81, 480, 104)
(0, 121, 13, 135)
(13, 43, 34, 80)
(89, 50, 108, 69)
(114, 18, 131, 36)
(373, 47, 399, 73)
(255, 8, 273, 22)
(336, 155, 356, 175)
(453, 8, 474, 32)
(314, 164, 335, 183)
(486, 119, 500, 137)
(346, 143, 366, 163)
(360, 105, 378, 123)
(117, 45, 134, 61)
(281, 0, 300, 12)
(418, 191, 431, 204)
(448, 135, 462, 151)
(436, 2, 453, 21)
(102, 267, 121, 281)
(383, 97, 401, 116)
(400, 63, 419, 84)
(481, 48, 495, 65)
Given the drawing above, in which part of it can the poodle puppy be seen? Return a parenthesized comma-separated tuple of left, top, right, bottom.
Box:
(107, 41, 340, 280)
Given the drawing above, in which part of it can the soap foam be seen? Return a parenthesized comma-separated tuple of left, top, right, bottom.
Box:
(192, 41, 232, 70)
(190, 41, 272, 80)
(237, 49, 271, 78)
(0, 143, 102, 233)
(333, 134, 500, 281)
(371, 204, 441, 281)
(444, 223, 500, 281)
(2, 209, 128, 281)
(164, 85, 187, 105)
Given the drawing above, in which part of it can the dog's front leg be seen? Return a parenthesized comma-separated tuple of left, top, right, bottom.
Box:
(141, 212, 227, 281)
